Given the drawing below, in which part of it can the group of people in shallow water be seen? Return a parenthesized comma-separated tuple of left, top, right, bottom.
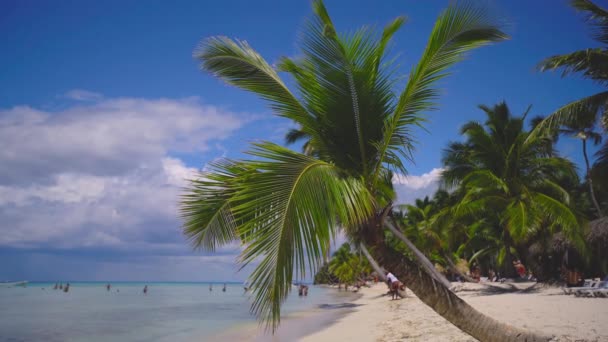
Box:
(51, 283, 150, 294)
(208, 283, 228, 292)
(53, 283, 70, 293)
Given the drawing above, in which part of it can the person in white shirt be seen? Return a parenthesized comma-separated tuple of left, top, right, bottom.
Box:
(385, 271, 403, 300)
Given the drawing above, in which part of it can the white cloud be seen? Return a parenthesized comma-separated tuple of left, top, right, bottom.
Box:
(63, 89, 104, 101)
(392, 168, 444, 204)
(0, 94, 247, 253)
(0, 96, 244, 185)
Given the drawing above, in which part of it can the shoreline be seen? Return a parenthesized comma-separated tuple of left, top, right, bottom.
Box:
(302, 282, 608, 342)
(208, 287, 362, 341)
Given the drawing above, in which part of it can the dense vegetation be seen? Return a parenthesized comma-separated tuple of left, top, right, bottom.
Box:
(314, 243, 372, 289)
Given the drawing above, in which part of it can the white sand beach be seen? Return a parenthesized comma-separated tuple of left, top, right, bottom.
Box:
(301, 283, 608, 342)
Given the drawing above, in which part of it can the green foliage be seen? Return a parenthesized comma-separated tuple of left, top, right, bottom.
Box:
(535, 0, 608, 218)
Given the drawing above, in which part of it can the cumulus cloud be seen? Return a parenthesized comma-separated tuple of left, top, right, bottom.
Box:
(0, 96, 243, 185)
(0, 94, 246, 256)
(392, 168, 444, 204)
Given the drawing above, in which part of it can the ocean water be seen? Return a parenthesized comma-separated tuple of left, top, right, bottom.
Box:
(0, 282, 355, 341)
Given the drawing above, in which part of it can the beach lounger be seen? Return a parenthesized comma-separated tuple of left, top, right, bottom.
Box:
(563, 280, 595, 295)
(593, 289, 608, 298)
(574, 281, 607, 297)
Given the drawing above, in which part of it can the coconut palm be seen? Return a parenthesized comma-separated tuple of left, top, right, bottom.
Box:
(329, 243, 355, 289)
(558, 116, 604, 217)
(536, 0, 608, 218)
(442, 102, 584, 276)
(181, 1, 553, 340)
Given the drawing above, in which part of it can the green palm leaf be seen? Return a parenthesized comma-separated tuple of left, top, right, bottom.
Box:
(194, 36, 313, 128)
(231, 142, 372, 330)
(181, 159, 244, 251)
(373, 1, 508, 181)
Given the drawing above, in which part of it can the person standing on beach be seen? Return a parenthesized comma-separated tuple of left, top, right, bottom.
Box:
(143, 285, 148, 295)
(106, 283, 111, 291)
(222, 283, 226, 292)
(209, 284, 213, 291)
(64, 283, 70, 293)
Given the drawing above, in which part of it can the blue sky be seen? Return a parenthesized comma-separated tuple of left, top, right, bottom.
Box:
(0, 0, 603, 281)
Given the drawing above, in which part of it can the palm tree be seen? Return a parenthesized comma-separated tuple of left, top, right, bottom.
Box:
(329, 243, 354, 289)
(181, 1, 552, 340)
(559, 117, 604, 217)
(442, 102, 584, 277)
(536, 0, 608, 217)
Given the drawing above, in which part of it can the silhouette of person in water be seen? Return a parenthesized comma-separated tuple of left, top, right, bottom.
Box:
(222, 284, 226, 292)
(143, 285, 148, 295)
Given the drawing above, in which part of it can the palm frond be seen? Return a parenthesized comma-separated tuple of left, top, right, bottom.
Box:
(181, 159, 244, 251)
(194, 36, 312, 126)
(462, 169, 508, 193)
(571, 0, 608, 44)
(531, 192, 585, 251)
(538, 48, 608, 85)
(373, 1, 508, 182)
(231, 142, 372, 331)
(530, 91, 608, 140)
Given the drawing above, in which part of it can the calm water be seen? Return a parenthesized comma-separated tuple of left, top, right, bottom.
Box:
(0, 282, 352, 341)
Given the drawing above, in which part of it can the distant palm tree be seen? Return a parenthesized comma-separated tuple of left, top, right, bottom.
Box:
(181, 1, 550, 340)
(442, 102, 584, 276)
(536, 0, 608, 217)
(329, 244, 354, 289)
(559, 116, 604, 217)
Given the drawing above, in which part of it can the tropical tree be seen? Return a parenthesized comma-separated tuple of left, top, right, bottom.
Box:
(536, 0, 608, 217)
(181, 1, 552, 340)
(329, 243, 355, 289)
(558, 116, 604, 217)
(442, 102, 584, 277)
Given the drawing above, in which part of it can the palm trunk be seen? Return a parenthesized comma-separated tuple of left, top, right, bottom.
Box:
(386, 219, 453, 289)
(360, 243, 407, 297)
(583, 139, 604, 218)
(370, 242, 552, 342)
(502, 232, 518, 278)
(360, 243, 386, 282)
(444, 253, 478, 283)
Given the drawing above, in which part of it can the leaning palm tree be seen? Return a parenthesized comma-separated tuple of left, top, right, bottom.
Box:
(181, 1, 552, 340)
(442, 102, 584, 276)
(536, 0, 608, 217)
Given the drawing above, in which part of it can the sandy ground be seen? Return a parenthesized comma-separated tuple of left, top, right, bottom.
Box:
(301, 282, 608, 342)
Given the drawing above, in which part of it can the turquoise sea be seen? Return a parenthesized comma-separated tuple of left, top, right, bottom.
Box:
(0, 282, 358, 341)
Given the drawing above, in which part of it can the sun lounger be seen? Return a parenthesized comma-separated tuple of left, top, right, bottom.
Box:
(574, 281, 607, 297)
(562, 280, 596, 295)
(593, 289, 608, 298)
